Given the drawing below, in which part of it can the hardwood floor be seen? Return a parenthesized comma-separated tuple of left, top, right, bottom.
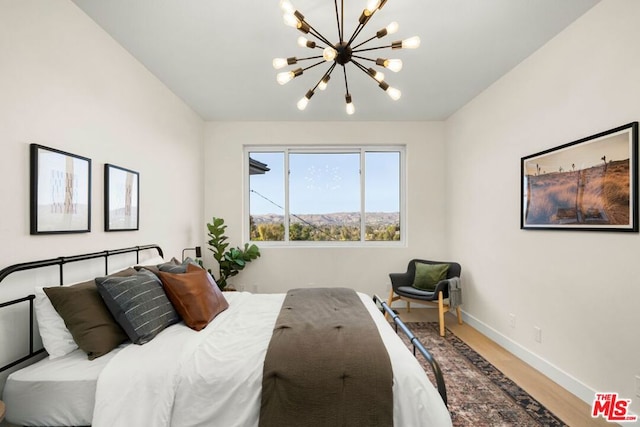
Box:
(396, 307, 610, 427)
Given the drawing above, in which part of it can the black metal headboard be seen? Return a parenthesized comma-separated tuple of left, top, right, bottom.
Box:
(0, 244, 163, 373)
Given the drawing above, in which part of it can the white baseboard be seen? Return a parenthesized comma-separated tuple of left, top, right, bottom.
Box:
(459, 310, 596, 405)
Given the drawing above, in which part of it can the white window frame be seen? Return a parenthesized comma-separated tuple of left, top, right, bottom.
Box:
(243, 145, 406, 247)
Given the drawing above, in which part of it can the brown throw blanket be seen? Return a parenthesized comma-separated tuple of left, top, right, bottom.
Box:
(260, 288, 393, 427)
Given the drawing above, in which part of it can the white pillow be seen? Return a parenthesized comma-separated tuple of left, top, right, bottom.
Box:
(33, 256, 165, 359)
(137, 255, 165, 266)
(34, 286, 78, 359)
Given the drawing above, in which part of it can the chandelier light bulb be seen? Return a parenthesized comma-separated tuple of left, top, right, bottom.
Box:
(385, 59, 403, 72)
(297, 97, 309, 110)
(386, 21, 399, 35)
(279, 0, 295, 14)
(386, 86, 401, 101)
(283, 13, 299, 28)
(318, 75, 331, 90)
(272, 58, 288, 69)
(376, 58, 403, 72)
(273, 57, 297, 70)
(368, 68, 385, 83)
(365, 0, 382, 14)
(277, 68, 302, 85)
(277, 71, 294, 85)
(378, 81, 401, 100)
(297, 36, 316, 49)
(297, 90, 314, 110)
(277, 71, 293, 85)
(323, 47, 337, 62)
(345, 94, 355, 115)
(402, 36, 421, 49)
(346, 103, 355, 115)
(376, 21, 399, 38)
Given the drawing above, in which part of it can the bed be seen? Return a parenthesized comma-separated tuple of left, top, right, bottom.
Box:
(0, 245, 452, 426)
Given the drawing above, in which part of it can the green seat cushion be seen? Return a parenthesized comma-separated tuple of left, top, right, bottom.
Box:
(412, 263, 450, 291)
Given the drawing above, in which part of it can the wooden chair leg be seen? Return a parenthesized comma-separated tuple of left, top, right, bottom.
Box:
(456, 306, 463, 325)
(407, 301, 411, 313)
(438, 292, 445, 337)
(385, 288, 395, 320)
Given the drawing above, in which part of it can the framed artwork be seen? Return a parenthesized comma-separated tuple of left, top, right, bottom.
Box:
(104, 164, 139, 231)
(521, 122, 638, 232)
(30, 144, 91, 234)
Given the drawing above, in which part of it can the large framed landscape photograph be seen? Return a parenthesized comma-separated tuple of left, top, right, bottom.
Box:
(521, 122, 638, 231)
(30, 144, 91, 234)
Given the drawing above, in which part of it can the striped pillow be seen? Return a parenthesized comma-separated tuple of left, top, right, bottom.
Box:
(96, 269, 180, 345)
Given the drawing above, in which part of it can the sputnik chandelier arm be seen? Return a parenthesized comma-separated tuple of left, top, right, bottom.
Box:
(273, 0, 420, 115)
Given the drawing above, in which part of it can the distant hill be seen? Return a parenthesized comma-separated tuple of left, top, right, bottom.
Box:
(251, 212, 399, 226)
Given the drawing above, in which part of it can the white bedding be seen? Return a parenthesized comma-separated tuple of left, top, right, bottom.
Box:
(3, 347, 122, 426)
(93, 291, 452, 427)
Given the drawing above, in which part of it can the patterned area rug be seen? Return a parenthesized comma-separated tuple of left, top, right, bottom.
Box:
(399, 322, 567, 427)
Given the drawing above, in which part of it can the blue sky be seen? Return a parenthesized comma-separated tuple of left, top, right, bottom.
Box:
(249, 151, 400, 215)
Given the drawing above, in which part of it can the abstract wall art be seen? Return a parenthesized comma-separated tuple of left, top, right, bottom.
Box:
(104, 164, 139, 232)
(30, 144, 91, 234)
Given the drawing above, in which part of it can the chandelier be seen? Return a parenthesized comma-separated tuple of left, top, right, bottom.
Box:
(273, 0, 420, 115)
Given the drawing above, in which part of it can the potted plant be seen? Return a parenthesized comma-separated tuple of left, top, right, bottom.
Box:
(206, 216, 261, 291)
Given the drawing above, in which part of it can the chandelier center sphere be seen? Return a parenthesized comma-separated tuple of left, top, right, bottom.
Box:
(334, 41, 352, 65)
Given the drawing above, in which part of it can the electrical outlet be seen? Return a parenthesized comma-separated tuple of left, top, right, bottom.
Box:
(635, 375, 640, 397)
(534, 326, 542, 343)
(509, 313, 516, 328)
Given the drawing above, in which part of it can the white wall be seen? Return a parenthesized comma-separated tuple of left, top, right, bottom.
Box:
(0, 1, 204, 399)
(0, 0, 204, 267)
(204, 121, 448, 297)
(446, 0, 640, 413)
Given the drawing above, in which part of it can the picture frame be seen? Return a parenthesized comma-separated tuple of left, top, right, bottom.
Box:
(30, 144, 92, 234)
(521, 122, 638, 232)
(104, 164, 139, 232)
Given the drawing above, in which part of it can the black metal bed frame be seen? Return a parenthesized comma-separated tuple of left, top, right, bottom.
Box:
(373, 294, 448, 406)
(0, 244, 163, 373)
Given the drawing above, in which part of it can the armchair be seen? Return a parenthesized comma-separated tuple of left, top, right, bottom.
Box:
(387, 259, 462, 337)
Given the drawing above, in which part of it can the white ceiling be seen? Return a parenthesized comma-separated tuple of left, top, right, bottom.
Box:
(71, 0, 600, 121)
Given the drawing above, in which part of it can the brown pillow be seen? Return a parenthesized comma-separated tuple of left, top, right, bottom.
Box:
(43, 268, 135, 360)
(158, 264, 229, 331)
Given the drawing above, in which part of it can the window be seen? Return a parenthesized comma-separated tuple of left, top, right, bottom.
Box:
(246, 146, 404, 244)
